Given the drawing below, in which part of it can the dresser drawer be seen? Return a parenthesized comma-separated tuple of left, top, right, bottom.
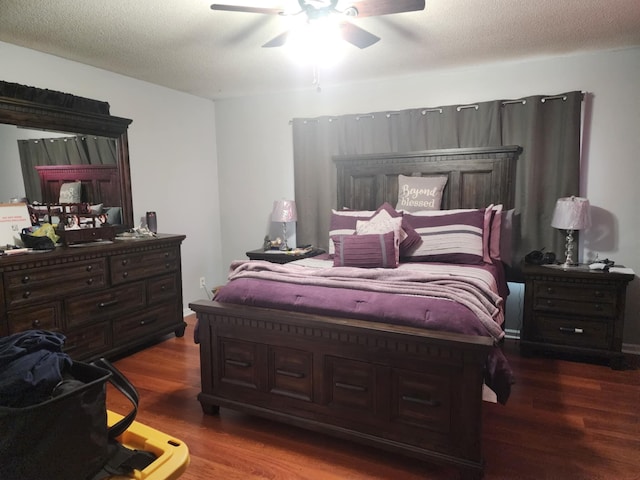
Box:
(112, 303, 180, 344)
(529, 314, 611, 349)
(147, 273, 179, 305)
(63, 322, 112, 360)
(325, 356, 374, 413)
(533, 281, 616, 317)
(217, 338, 261, 390)
(110, 247, 179, 285)
(267, 346, 313, 402)
(65, 281, 146, 328)
(5, 259, 107, 308)
(7, 301, 62, 334)
(391, 368, 452, 434)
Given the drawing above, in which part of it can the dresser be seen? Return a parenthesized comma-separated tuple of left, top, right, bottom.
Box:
(0, 234, 186, 360)
(521, 263, 634, 369)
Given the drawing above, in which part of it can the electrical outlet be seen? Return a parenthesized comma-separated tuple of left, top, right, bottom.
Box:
(199, 277, 206, 289)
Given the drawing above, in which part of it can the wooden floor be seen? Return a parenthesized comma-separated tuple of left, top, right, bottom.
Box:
(108, 315, 640, 480)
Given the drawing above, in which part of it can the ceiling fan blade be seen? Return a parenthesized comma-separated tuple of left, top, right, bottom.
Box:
(262, 31, 290, 48)
(210, 4, 284, 15)
(345, 0, 425, 18)
(340, 22, 380, 49)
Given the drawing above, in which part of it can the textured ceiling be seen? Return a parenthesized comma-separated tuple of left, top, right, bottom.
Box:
(1, 0, 640, 100)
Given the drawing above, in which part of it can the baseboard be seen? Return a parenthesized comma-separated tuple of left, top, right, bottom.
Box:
(503, 329, 640, 356)
(622, 343, 640, 356)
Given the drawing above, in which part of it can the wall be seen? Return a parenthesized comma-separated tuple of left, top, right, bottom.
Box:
(214, 47, 640, 350)
(0, 41, 224, 312)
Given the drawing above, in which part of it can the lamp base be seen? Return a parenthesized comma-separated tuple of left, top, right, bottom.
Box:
(561, 229, 576, 268)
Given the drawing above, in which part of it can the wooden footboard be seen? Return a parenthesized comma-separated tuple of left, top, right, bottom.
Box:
(190, 300, 493, 480)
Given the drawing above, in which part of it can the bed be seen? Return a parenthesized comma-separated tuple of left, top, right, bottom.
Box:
(189, 145, 521, 480)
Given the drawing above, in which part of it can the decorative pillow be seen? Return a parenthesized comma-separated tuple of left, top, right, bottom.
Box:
(332, 231, 399, 268)
(355, 202, 422, 254)
(89, 203, 103, 214)
(58, 181, 82, 203)
(328, 209, 375, 255)
(104, 206, 122, 225)
(494, 207, 516, 266)
(396, 175, 448, 212)
(403, 209, 486, 264)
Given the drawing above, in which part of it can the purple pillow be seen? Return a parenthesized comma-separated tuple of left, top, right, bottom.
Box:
(403, 210, 485, 264)
(332, 231, 399, 268)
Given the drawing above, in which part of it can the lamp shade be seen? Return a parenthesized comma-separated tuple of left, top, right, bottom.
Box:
(551, 196, 591, 230)
(271, 200, 297, 223)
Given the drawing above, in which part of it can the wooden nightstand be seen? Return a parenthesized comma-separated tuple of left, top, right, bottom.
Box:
(520, 263, 635, 369)
(246, 247, 324, 264)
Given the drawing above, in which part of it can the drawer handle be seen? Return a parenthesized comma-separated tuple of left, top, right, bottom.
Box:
(32, 319, 41, 328)
(98, 300, 119, 308)
(86, 265, 93, 272)
(546, 300, 554, 307)
(140, 318, 156, 326)
(22, 291, 31, 299)
(335, 382, 366, 393)
(225, 359, 251, 368)
(546, 287, 555, 294)
(122, 272, 129, 279)
(594, 291, 604, 298)
(594, 304, 603, 311)
(401, 395, 440, 407)
(22, 275, 30, 284)
(276, 369, 304, 379)
(86, 278, 94, 285)
(559, 327, 584, 334)
(165, 263, 171, 269)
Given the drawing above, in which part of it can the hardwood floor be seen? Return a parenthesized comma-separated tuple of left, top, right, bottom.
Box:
(108, 315, 640, 480)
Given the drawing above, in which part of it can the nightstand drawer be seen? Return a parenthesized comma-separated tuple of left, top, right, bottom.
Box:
(530, 315, 611, 349)
(533, 281, 616, 302)
(532, 297, 615, 317)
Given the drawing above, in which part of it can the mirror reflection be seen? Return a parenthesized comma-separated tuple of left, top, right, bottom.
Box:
(0, 124, 117, 205)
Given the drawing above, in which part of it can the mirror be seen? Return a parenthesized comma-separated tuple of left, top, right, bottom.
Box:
(0, 80, 134, 229)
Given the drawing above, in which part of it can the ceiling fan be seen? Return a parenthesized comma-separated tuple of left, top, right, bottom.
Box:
(210, 0, 426, 49)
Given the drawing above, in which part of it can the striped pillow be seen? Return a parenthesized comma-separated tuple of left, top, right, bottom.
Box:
(332, 231, 399, 268)
(403, 210, 485, 264)
(328, 209, 375, 255)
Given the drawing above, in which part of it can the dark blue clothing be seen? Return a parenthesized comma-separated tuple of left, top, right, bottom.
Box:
(0, 330, 71, 407)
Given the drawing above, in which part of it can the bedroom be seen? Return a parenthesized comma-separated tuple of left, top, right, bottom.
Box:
(1, 0, 639, 478)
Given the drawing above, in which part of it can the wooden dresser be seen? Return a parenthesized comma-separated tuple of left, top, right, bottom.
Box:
(521, 263, 635, 369)
(0, 234, 186, 360)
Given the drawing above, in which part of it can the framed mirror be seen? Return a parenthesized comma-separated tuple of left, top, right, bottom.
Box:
(0, 80, 134, 230)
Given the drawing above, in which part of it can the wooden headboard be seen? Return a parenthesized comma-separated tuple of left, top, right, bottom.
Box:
(35, 164, 121, 206)
(334, 146, 521, 211)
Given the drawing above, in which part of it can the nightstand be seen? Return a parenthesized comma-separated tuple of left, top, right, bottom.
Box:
(246, 247, 325, 264)
(520, 263, 635, 369)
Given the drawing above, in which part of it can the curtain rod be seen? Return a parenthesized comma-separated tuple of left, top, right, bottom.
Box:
(289, 92, 586, 124)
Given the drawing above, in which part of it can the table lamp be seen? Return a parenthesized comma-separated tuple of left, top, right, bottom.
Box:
(551, 196, 591, 268)
(271, 199, 297, 251)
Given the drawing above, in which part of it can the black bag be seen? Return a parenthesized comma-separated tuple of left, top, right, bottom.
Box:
(0, 356, 154, 480)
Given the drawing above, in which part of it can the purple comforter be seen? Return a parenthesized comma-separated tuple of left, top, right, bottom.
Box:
(211, 259, 515, 404)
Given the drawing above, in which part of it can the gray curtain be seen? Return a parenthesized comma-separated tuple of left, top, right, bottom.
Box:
(18, 135, 117, 203)
(292, 91, 582, 276)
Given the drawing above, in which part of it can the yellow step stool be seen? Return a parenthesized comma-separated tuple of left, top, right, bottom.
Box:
(106, 410, 190, 480)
